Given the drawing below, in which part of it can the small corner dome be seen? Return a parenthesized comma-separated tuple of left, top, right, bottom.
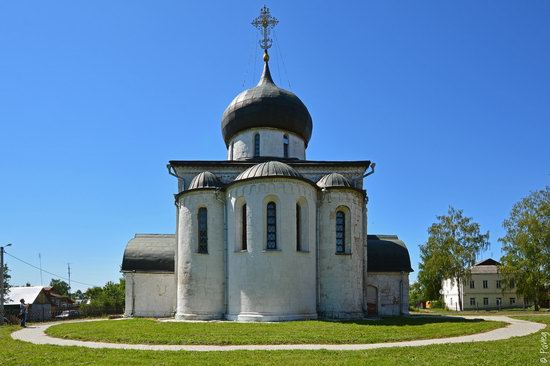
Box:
(188, 171, 223, 190)
(317, 173, 352, 188)
(221, 61, 313, 147)
(235, 161, 301, 181)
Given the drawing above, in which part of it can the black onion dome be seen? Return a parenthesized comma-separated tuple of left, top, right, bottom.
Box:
(235, 161, 301, 181)
(188, 171, 223, 190)
(317, 173, 352, 188)
(221, 60, 313, 147)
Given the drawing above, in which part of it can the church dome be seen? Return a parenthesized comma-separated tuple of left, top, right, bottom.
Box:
(317, 173, 352, 188)
(235, 160, 301, 181)
(221, 58, 313, 147)
(188, 171, 223, 190)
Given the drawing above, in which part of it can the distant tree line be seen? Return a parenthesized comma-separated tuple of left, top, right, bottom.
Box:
(80, 278, 125, 316)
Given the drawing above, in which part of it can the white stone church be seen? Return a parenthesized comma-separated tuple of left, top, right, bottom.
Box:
(121, 8, 412, 321)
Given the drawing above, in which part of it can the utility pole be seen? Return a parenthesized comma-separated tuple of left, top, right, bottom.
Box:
(67, 263, 71, 298)
(1, 243, 12, 323)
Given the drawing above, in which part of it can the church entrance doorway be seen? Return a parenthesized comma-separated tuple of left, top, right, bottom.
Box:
(366, 285, 378, 316)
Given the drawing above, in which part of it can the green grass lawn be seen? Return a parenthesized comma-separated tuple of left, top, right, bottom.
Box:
(413, 308, 550, 316)
(1, 316, 548, 365)
(45, 316, 505, 345)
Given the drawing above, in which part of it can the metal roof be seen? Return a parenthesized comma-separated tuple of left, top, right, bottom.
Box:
(235, 161, 302, 181)
(470, 258, 501, 274)
(367, 235, 413, 272)
(188, 171, 223, 190)
(317, 173, 352, 188)
(121, 234, 175, 273)
(221, 61, 313, 147)
(5, 286, 46, 306)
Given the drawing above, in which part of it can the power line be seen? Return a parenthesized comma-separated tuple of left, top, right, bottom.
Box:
(4, 251, 99, 288)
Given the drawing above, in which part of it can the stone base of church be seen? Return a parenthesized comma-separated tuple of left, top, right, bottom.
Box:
(174, 312, 224, 321)
(317, 311, 366, 320)
(226, 312, 318, 322)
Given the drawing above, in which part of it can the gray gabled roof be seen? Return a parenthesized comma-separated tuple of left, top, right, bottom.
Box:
(121, 234, 175, 273)
(367, 234, 413, 272)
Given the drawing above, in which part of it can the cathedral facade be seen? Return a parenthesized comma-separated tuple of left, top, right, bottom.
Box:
(121, 8, 412, 321)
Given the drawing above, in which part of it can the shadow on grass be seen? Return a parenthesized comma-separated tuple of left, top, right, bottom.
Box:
(317, 316, 486, 327)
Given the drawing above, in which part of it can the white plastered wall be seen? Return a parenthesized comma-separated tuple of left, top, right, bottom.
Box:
(124, 272, 176, 317)
(318, 189, 364, 319)
(225, 178, 317, 321)
(175, 190, 225, 320)
(366, 272, 409, 316)
(227, 128, 306, 160)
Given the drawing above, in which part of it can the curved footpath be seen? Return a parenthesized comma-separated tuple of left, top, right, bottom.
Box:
(11, 315, 546, 352)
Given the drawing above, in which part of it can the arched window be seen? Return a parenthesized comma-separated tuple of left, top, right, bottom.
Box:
(266, 202, 277, 249)
(283, 134, 289, 158)
(336, 210, 345, 253)
(242, 204, 247, 251)
(198, 207, 208, 253)
(254, 133, 260, 157)
(296, 203, 301, 251)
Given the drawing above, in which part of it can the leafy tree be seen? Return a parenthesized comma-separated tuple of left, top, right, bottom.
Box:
(81, 278, 125, 316)
(2, 264, 11, 302)
(73, 289, 84, 300)
(418, 206, 490, 310)
(49, 279, 70, 296)
(500, 186, 550, 311)
(408, 282, 424, 308)
(84, 286, 103, 301)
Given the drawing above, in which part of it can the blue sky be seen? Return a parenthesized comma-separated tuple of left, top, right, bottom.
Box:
(1, 1, 548, 291)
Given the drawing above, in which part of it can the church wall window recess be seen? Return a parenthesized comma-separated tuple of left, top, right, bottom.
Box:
(296, 203, 301, 251)
(283, 134, 289, 158)
(242, 204, 248, 251)
(336, 210, 345, 254)
(254, 133, 260, 157)
(266, 201, 277, 249)
(198, 207, 208, 253)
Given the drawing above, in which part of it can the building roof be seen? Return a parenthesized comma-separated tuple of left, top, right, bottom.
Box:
(470, 258, 501, 274)
(5, 286, 47, 306)
(121, 234, 175, 273)
(235, 161, 302, 181)
(317, 173, 353, 188)
(475, 258, 501, 266)
(367, 235, 413, 272)
(169, 159, 371, 168)
(221, 60, 313, 147)
(188, 171, 223, 190)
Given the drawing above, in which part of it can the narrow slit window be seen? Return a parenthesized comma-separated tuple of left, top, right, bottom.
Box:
(266, 202, 277, 249)
(283, 134, 289, 158)
(336, 210, 345, 253)
(198, 207, 208, 253)
(242, 204, 247, 251)
(296, 204, 301, 251)
(254, 133, 260, 157)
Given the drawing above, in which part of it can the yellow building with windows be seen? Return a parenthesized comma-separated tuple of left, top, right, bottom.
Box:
(441, 259, 524, 311)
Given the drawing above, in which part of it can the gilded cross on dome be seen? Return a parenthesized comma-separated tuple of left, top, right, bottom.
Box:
(251, 6, 279, 51)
